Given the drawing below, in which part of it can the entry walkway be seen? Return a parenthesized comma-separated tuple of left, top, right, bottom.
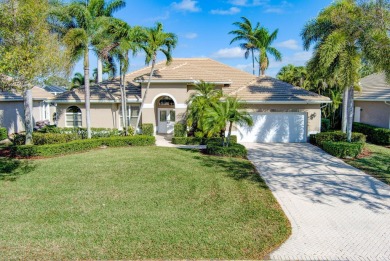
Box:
(244, 143, 390, 261)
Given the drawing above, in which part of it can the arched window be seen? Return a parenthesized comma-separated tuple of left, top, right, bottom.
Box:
(66, 106, 82, 127)
(158, 96, 175, 106)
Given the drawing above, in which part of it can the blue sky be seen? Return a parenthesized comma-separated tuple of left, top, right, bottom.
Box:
(74, 0, 333, 78)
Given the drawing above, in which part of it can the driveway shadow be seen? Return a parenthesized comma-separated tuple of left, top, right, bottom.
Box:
(245, 143, 390, 213)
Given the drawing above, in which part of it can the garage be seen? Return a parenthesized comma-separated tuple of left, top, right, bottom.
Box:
(237, 112, 307, 143)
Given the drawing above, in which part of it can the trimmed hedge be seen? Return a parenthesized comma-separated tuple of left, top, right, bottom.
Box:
(206, 142, 247, 158)
(39, 126, 124, 139)
(353, 122, 390, 145)
(321, 118, 331, 132)
(172, 135, 238, 145)
(0, 127, 7, 141)
(310, 131, 366, 147)
(11, 135, 155, 158)
(322, 141, 365, 158)
(141, 124, 154, 136)
(174, 122, 186, 137)
(14, 132, 79, 145)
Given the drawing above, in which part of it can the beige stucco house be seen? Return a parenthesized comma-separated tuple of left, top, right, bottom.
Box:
(354, 73, 390, 129)
(51, 58, 330, 143)
(0, 87, 56, 135)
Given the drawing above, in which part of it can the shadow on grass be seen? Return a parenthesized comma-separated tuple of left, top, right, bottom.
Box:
(0, 158, 36, 181)
(180, 148, 268, 190)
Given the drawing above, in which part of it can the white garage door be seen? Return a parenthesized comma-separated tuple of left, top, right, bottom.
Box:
(237, 112, 307, 143)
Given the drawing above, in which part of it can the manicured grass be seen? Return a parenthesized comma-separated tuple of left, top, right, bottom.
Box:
(0, 147, 290, 259)
(345, 144, 390, 185)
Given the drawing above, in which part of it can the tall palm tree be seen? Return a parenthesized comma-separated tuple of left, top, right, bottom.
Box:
(71, 72, 85, 89)
(186, 81, 223, 136)
(135, 22, 177, 132)
(229, 17, 260, 76)
(204, 97, 253, 146)
(49, 0, 125, 138)
(99, 20, 144, 135)
(302, 0, 362, 141)
(254, 27, 282, 76)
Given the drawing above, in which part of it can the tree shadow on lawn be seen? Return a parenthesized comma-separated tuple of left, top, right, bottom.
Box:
(0, 157, 36, 181)
(180, 148, 268, 190)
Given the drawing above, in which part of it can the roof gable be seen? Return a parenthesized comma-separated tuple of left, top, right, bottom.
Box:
(356, 73, 390, 101)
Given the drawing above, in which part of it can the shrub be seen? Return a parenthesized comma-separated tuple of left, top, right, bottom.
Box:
(0, 127, 8, 140)
(353, 122, 390, 145)
(141, 124, 154, 136)
(322, 141, 365, 158)
(11, 135, 155, 158)
(13, 132, 78, 145)
(172, 137, 203, 145)
(38, 126, 123, 139)
(312, 131, 366, 147)
(206, 142, 247, 158)
(174, 122, 187, 137)
(321, 118, 331, 132)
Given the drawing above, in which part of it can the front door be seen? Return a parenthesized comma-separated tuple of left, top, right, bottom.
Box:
(158, 109, 175, 134)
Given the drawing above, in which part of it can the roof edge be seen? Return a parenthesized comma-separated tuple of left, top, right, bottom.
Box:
(243, 100, 332, 104)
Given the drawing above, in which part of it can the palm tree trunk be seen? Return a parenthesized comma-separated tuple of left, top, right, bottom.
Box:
(97, 56, 103, 83)
(119, 60, 127, 135)
(227, 121, 233, 147)
(122, 71, 128, 136)
(251, 48, 255, 76)
(341, 86, 349, 133)
(346, 86, 354, 142)
(84, 47, 91, 139)
(23, 88, 33, 145)
(135, 53, 156, 133)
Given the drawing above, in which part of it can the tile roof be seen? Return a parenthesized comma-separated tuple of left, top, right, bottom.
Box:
(232, 76, 331, 103)
(355, 73, 390, 101)
(52, 58, 330, 104)
(0, 86, 53, 101)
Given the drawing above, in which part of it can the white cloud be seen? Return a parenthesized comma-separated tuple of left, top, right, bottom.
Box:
(171, 0, 201, 12)
(210, 7, 240, 15)
(264, 1, 292, 14)
(185, 32, 198, 39)
(264, 7, 284, 13)
(228, 0, 267, 6)
(212, 47, 246, 58)
(146, 11, 170, 22)
(276, 39, 300, 50)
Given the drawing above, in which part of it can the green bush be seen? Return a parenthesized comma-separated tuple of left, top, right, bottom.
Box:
(11, 135, 155, 158)
(38, 126, 123, 139)
(206, 142, 247, 158)
(312, 131, 366, 147)
(322, 141, 365, 158)
(0, 127, 8, 140)
(174, 122, 187, 137)
(172, 137, 203, 145)
(353, 122, 390, 145)
(321, 118, 331, 132)
(141, 124, 154, 136)
(171, 135, 238, 145)
(13, 132, 78, 145)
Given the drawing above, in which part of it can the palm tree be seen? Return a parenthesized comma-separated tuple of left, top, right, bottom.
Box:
(71, 72, 85, 89)
(99, 20, 144, 135)
(49, 0, 125, 138)
(254, 27, 282, 76)
(204, 97, 253, 146)
(92, 60, 117, 82)
(229, 17, 260, 76)
(277, 64, 297, 84)
(302, 0, 362, 141)
(135, 22, 177, 132)
(186, 81, 222, 136)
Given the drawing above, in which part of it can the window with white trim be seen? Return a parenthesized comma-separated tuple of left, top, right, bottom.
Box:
(66, 106, 82, 127)
(120, 106, 140, 128)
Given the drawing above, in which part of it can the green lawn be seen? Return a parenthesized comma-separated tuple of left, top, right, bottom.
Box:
(0, 147, 290, 259)
(345, 144, 390, 185)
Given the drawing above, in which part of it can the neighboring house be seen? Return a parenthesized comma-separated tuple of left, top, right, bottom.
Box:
(52, 58, 330, 143)
(0, 87, 55, 134)
(355, 73, 390, 129)
(43, 85, 67, 96)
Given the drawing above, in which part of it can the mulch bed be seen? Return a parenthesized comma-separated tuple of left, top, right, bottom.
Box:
(0, 147, 11, 158)
(356, 146, 372, 159)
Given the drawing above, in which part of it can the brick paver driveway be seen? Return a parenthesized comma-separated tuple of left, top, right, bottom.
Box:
(244, 143, 390, 261)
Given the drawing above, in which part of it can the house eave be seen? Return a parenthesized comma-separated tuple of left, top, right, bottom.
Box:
(134, 79, 232, 85)
(354, 98, 390, 102)
(243, 100, 332, 104)
(48, 99, 141, 104)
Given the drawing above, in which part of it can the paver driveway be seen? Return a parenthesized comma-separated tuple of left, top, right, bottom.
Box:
(244, 143, 390, 261)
